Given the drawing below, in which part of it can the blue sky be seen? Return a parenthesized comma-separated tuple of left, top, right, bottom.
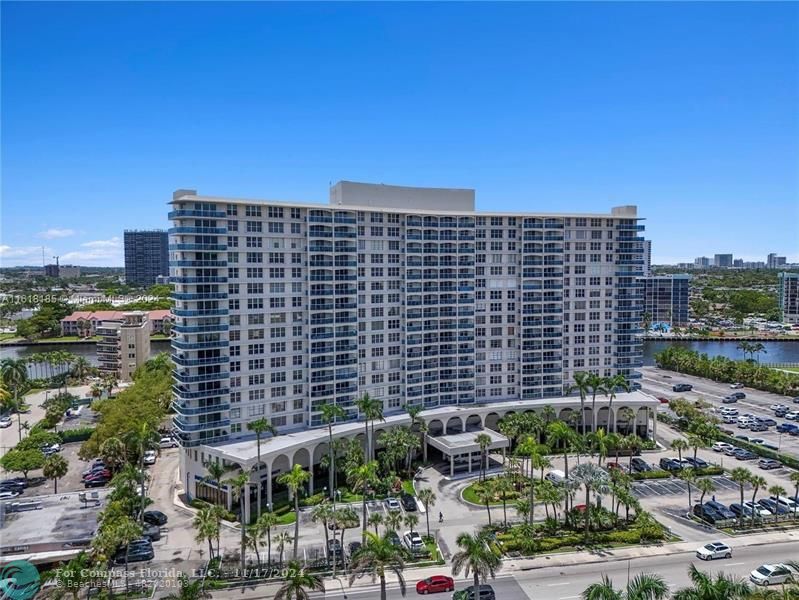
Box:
(2, 2, 798, 266)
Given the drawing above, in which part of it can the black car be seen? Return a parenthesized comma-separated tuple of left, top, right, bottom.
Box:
(704, 500, 736, 520)
(775, 409, 788, 418)
(757, 417, 777, 427)
(758, 498, 790, 515)
(348, 541, 362, 557)
(400, 493, 417, 512)
(630, 457, 652, 472)
(143, 510, 168, 526)
(692, 503, 722, 524)
(673, 383, 693, 392)
(659, 457, 683, 471)
(386, 531, 402, 547)
(0, 478, 27, 489)
(683, 457, 708, 469)
(84, 476, 110, 488)
(0, 481, 25, 494)
(793, 397, 799, 404)
(114, 540, 154, 564)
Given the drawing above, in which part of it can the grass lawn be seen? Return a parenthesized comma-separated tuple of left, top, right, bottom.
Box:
(402, 479, 415, 496)
(461, 481, 511, 506)
(780, 367, 799, 373)
(0, 333, 19, 342)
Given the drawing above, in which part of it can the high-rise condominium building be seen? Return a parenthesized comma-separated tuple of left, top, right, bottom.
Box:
(638, 274, 691, 327)
(169, 182, 646, 449)
(124, 230, 169, 287)
(642, 240, 652, 276)
(714, 254, 733, 268)
(694, 256, 710, 268)
(778, 272, 799, 324)
(767, 253, 787, 269)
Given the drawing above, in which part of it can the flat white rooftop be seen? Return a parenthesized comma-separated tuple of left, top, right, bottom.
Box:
(427, 428, 509, 455)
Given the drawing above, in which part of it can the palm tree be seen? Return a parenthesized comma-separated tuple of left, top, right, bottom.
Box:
(729, 467, 752, 527)
(769, 485, 787, 525)
(273, 531, 293, 568)
(417, 488, 436, 538)
(192, 504, 219, 560)
(356, 393, 384, 461)
(605, 375, 630, 433)
(582, 573, 668, 600)
(247, 417, 276, 518)
(404, 513, 419, 537)
(257, 510, 279, 568)
(451, 531, 501, 592)
(42, 552, 99, 600)
(71, 357, 93, 382)
(475, 433, 492, 482)
(749, 474, 767, 528)
(547, 420, 578, 514)
(368, 511, 384, 535)
(588, 428, 612, 466)
(99, 437, 127, 474)
(124, 421, 160, 523)
(202, 460, 227, 506)
(163, 574, 211, 600)
(348, 532, 407, 600)
(385, 510, 403, 534)
(223, 471, 251, 576)
(493, 476, 514, 527)
(475, 478, 496, 526)
(569, 371, 592, 435)
(569, 462, 611, 539)
(43, 453, 68, 494)
(678, 468, 697, 516)
(696, 478, 716, 510)
(348, 460, 378, 543)
(274, 560, 325, 600)
(319, 403, 346, 498)
(586, 373, 608, 434)
(310, 501, 336, 571)
(789, 472, 799, 520)
(670, 439, 688, 463)
(672, 564, 751, 600)
(277, 464, 310, 559)
(1, 357, 29, 439)
(404, 403, 429, 463)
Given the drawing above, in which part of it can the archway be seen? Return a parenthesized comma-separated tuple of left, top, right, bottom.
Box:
(596, 407, 612, 432)
(465, 414, 483, 431)
(558, 408, 576, 429)
(445, 416, 464, 434)
(635, 407, 650, 439)
(484, 412, 501, 431)
(427, 419, 444, 437)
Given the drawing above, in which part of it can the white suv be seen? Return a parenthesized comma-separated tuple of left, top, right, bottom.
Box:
(751, 564, 793, 586)
(786, 411, 799, 421)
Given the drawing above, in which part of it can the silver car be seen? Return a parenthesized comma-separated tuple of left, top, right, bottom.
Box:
(751, 564, 793, 586)
(696, 542, 732, 561)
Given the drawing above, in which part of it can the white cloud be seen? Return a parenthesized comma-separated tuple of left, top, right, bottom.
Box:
(80, 237, 122, 249)
(37, 228, 76, 240)
(0, 245, 52, 267)
(59, 237, 123, 266)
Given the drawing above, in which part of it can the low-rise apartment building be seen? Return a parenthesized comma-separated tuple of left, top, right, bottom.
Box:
(97, 311, 151, 382)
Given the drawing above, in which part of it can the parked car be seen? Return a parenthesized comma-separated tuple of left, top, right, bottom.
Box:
(159, 436, 178, 449)
(348, 541, 362, 557)
(771, 404, 788, 412)
(712, 442, 734, 453)
(742, 501, 773, 518)
(771, 495, 799, 512)
(776, 423, 799, 433)
(326, 538, 344, 561)
(730, 503, 762, 519)
(794, 396, 799, 404)
(720, 407, 739, 416)
(733, 449, 757, 461)
(730, 383, 744, 389)
(723, 445, 740, 456)
(545, 469, 566, 484)
(0, 416, 12, 428)
(737, 417, 755, 429)
(722, 415, 737, 424)
(786, 411, 799, 421)
(695, 541, 732, 561)
(82, 468, 111, 481)
(630, 457, 652, 472)
(704, 501, 735, 520)
(403, 530, 424, 553)
(386, 531, 402, 547)
(453, 585, 496, 600)
(729, 392, 746, 400)
(0, 490, 21, 500)
(659, 457, 683, 471)
(756, 417, 777, 427)
(757, 498, 789, 515)
(142, 523, 161, 542)
(384, 497, 402, 512)
(658, 397, 670, 404)
(0, 478, 27, 489)
(749, 423, 768, 433)
(775, 408, 788, 418)
(400, 493, 417, 512)
(143, 450, 157, 466)
(693, 503, 723, 524)
(683, 457, 708, 469)
(143, 510, 168, 526)
(113, 540, 154, 564)
(751, 564, 794, 586)
(606, 462, 623, 471)
(673, 383, 693, 392)
(416, 575, 455, 594)
(747, 438, 765, 445)
(722, 396, 739, 404)
(0, 481, 25, 494)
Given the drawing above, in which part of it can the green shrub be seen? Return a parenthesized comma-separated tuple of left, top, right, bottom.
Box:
(189, 499, 236, 522)
(631, 470, 672, 481)
(59, 427, 95, 444)
(300, 492, 326, 507)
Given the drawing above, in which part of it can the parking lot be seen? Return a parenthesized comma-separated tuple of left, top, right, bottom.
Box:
(632, 474, 747, 498)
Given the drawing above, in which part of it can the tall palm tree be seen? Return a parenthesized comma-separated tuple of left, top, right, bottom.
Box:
(274, 560, 325, 600)
(356, 393, 384, 461)
(569, 371, 592, 435)
(768, 485, 787, 525)
(123, 421, 160, 522)
(789, 472, 799, 520)
(257, 509, 279, 568)
(547, 420, 578, 514)
(404, 513, 419, 537)
(202, 460, 227, 506)
(604, 375, 630, 433)
(273, 531, 293, 568)
(417, 488, 436, 538)
(71, 357, 93, 382)
(42, 552, 98, 600)
(1, 357, 29, 439)
(670, 439, 689, 463)
(319, 403, 346, 499)
(368, 511, 384, 536)
(223, 471, 251, 577)
(729, 467, 752, 527)
(163, 574, 211, 600)
(43, 453, 68, 493)
(678, 468, 697, 516)
(586, 373, 608, 434)
(569, 462, 611, 539)
(277, 464, 310, 559)
(404, 403, 429, 463)
(310, 501, 336, 572)
(582, 573, 669, 600)
(451, 531, 501, 592)
(475, 433, 492, 482)
(348, 532, 407, 600)
(696, 477, 716, 509)
(672, 564, 751, 600)
(749, 474, 767, 528)
(493, 476, 513, 527)
(475, 478, 496, 526)
(385, 509, 403, 534)
(247, 417, 276, 518)
(348, 460, 379, 543)
(192, 504, 219, 560)
(587, 428, 612, 466)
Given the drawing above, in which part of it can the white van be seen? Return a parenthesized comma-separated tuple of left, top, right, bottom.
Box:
(65, 406, 83, 420)
(545, 469, 566, 484)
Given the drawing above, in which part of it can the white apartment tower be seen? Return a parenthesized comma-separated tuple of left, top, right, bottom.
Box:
(169, 182, 645, 448)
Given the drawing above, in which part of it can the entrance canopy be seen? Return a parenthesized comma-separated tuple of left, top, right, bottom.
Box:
(427, 428, 509, 477)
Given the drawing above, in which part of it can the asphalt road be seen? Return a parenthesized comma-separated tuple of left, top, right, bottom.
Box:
(315, 541, 799, 600)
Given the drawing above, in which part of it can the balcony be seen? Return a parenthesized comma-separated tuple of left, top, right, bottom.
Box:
(169, 226, 226, 235)
(172, 339, 228, 351)
(172, 401, 230, 416)
(173, 370, 229, 385)
(173, 324, 228, 334)
(170, 243, 227, 252)
(171, 354, 228, 367)
(174, 418, 231, 432)
(172, 386, 230, 399)
(171, 276, 228, 284)
(616, 224, 645, 231)
(169, 209, 227, 219)
(173, 260, 228, 268)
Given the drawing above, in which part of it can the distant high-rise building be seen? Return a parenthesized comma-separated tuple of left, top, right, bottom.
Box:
(767, 253, 788, 269)
(44, 264, 81, 278)
(639, 274, 691, 327)
(694, 256, 711, 268)
(642, 240, 652, 276)
(44, 264, 59, 277)
(714, 254, 733, 268)
(733, 259, 744, 268)
(124, 230, 169, 287)
(778, 272, 799, 324)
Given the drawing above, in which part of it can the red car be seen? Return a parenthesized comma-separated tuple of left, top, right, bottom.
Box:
(416, 575, 454, 594)
(658, 397, 670, 404)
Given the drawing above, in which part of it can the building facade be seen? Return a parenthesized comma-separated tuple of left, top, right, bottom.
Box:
(714, 254, 733, 268)
(694, 256, 710, 268)
(778, 272, 799, 324)
(642, 240, 652, 276)
(124, 230, 169, 287)
(96, 311, 152, 381)
(768, 254, 787, 269)
(169, 182, 645, 451)
(639, 274, 691, 327)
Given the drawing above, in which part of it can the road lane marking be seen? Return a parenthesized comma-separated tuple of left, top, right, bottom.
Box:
(727, 562, 745, 566)
(547, 582, 571, 587)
